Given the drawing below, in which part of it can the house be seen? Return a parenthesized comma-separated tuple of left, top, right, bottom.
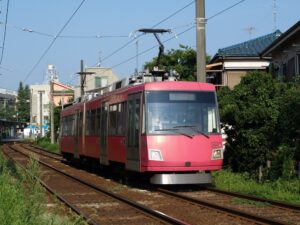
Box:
(74, 66, 118, 99)
(261, 21, 300, 81)
(30, 81, 74, 137)
(207, 30, 282, 89)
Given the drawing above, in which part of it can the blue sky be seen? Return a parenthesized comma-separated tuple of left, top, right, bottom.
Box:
(0, 0, 299, 91)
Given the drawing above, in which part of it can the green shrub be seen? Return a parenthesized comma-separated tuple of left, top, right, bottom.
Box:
(213, 170, 300, 204)
(34, 138, 59, 153)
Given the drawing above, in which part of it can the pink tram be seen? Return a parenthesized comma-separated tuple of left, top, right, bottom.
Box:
(59, 74, 223, 185)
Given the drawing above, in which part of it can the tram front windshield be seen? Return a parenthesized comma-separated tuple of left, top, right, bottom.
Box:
(146, 91, 220, 135)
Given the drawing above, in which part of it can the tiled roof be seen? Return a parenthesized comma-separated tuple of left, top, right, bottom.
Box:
(217, 30, 282, 57)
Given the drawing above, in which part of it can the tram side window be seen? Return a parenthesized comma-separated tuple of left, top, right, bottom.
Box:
(62, 115, 73, 136)
(86, 110, 91, 135)
(90, 109, 97, 135)
(109, 105, 117, 135)
(119, 102, 127, 135)
(96, 108, 101, 135)
(79, 112, 83, 135)
(108, 102, 126, 136)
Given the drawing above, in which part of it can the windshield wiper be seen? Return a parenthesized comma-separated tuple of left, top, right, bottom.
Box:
(154, 128, 194, 138)
(173, 125, 210, 139)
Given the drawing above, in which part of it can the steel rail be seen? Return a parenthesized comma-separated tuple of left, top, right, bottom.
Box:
(206, 187, 300, 211)
(19, 143, 62, 160)
(157, 188, 290, 225)
(6, 144, 188, 225)
(1, 145, 99, 225)
(28, 144, 62, 157)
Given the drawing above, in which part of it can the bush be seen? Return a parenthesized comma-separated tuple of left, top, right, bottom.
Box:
(268, 145, 296, 180)
(218, 71, 300, 180)
(213, 170, 300, 204)
(35, 137, 59, 153)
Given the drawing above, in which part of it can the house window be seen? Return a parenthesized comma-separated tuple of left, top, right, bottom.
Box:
(95, 77, 108, 88)
(297, 54, 300, 75)
(286, 57, 296, 81)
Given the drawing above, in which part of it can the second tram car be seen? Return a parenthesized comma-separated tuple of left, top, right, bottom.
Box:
(59, 75, 223, 185)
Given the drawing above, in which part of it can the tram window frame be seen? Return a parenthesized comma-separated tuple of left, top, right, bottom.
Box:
(86, 110, 91, 135)
(96, 108, 101, 135)
(79, 112, 83, 136)
(61, 115, 73, 136)
(90, 109, 97, 136)
(108, 102, 126, 136)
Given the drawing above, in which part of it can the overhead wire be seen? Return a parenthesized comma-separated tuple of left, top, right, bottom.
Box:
(83, 0, 247, 82)
(23, 0, 87, 83)
(99, 0, 195, 65)
(0, 0, 10, 67)
(73, 0, 195, 85)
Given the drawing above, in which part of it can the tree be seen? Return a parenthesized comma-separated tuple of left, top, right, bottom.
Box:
(218, 72, 282, 174)
(0, 98, 16, 120)
(16, 82, 30, 122)
(144, 45, 211, 81)
(218, 71, 300, 179)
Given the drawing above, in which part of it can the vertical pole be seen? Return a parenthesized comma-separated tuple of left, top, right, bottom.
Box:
(80, 59, 84, 97)
(50, 81, 55, 143)
(196, 0, 206, 82)
(29, 89, 32, 138)
(39, 91, 43, 137)
(135, 40, 139, 74)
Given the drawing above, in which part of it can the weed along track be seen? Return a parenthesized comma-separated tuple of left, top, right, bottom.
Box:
(2, 144, 181, 225)
(2, 143, 300, 225)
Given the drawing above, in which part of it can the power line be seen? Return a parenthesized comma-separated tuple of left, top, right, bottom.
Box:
(110, 0, 248, 70)
(0, 0, 10, 66)
(206, 0, 246, 20)
(6, 24, 128, 39)
(23, 0, 87, 83)
(99, 0, 195, 64)
(75, 0, 248, 85)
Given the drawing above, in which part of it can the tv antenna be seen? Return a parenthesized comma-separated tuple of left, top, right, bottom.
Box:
(244, 26, 255, 39)
(273, 0, 277, 31)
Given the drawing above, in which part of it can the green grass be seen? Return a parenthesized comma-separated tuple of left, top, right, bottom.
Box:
(0, 151, 86, 225)
(35, 137, 59, 153)
(212, 170, 300, 204)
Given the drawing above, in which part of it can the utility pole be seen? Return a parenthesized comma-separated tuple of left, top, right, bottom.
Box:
(50, 81, 55, 144)
(29, 89, 33, 138)
(38, 91, 43, 138)
(77, 60, 94, 97)
(196, 0, 206, 82)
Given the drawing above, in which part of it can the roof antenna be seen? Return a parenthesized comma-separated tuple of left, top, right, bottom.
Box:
(244, 26, 255, 40)
(273, 0, 277, 31)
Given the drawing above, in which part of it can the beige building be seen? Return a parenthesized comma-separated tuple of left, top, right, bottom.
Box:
(74, 67, 118, 99)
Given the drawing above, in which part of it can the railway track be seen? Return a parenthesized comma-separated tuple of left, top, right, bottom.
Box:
(2, 143, 300, 225)
(156, 188, 300, 225)
(2, 144, 184, 225)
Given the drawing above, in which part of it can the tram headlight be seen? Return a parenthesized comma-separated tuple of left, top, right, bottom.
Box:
(212, 149, 222, 160)
(149, 149, 163, 161)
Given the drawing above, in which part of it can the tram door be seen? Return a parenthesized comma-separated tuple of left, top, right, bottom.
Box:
(126, 93, 142, 171)
(73, 109, 81, 159)
(100, 103, 109, 165)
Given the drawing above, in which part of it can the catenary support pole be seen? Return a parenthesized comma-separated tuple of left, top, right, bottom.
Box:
(196, 0, 206, 82)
